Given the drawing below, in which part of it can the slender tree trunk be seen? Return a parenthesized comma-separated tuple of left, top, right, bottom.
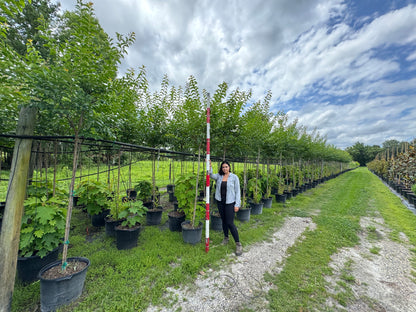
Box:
(61, 134, 80, 269)
(0, 106, 37, 312)
(193, 148, 201, 227)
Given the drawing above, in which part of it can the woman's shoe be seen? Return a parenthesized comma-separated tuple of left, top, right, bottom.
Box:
(235, 242, 242, 256)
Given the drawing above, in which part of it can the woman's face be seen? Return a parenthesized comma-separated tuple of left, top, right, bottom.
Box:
(222, 163, 230, 174)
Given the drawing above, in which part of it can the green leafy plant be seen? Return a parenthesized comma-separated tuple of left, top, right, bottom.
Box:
(412, 184, 416, 194)
(260, 173, 272, 198)
(134, 180, 154, 203)
(107, 194, 128, 220)
(26, 180, 68, 200)
(248, 177, 262, 204)
(76, 180, 112, 216)
(118, 199, 147, 228)
(19, 195, 67, 258)
(175, 174, 205, 227)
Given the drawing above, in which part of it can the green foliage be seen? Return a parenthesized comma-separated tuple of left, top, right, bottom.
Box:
(412, 184, 416, 194)
(118, 199, 147, 228)
(388, 146, 416, 188)
(19, 195, 66, 258)
(134, 180, 153, 202)
(175, 174, 205, 226)
(247, 178, 262, 204)
(76, 180, 112, 215)
(25, 180, 68, 201)
(346, 142, 382, 166)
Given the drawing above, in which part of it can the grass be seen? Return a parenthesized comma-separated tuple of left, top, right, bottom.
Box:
(8, 167, 416, 311)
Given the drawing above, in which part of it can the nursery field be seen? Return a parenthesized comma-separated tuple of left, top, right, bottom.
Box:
(8, 166, 416, 311)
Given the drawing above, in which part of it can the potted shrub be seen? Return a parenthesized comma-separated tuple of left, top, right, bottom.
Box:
(236, 196, 251, 222)
(104, 195, 127, 237)
(146, 195, 163, 226)
(175, 174, 205, 244)
(17, 195, 67, 284)
(260, 172, 273, 208)
(76, 180, 112, 227)
(115, 199, 147, 250)
(210, 206, 222, 232)
(236, 161, 251, 221)
(247, 177, 263, 215)
(134, 180, 155, 208)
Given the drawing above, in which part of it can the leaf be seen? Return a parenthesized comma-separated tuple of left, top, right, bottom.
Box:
(37, 205, 56, 225)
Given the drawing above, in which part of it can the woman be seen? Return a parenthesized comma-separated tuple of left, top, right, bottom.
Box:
(210, 160, 242, 256)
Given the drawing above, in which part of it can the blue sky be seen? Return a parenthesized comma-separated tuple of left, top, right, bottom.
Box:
(56, 0, 416, 149)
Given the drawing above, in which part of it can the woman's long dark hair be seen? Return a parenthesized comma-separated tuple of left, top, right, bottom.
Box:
(218, 161, 232, 175)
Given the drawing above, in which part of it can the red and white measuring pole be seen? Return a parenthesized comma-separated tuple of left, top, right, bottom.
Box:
(205, 100, 211, 253)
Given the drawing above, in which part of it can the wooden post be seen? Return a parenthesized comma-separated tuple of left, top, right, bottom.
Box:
(0, 106, 37, 312)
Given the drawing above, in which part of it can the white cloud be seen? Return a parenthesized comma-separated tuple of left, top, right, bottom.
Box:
(54, 0, 416, 148)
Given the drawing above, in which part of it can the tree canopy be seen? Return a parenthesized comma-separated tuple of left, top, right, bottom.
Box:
(1, 0, 353, 164)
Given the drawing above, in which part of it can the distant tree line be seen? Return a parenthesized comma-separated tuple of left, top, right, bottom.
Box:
(346, 139, 415, 166)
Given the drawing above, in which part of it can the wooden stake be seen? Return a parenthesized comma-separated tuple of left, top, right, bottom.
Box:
(0, 106, 37, 312)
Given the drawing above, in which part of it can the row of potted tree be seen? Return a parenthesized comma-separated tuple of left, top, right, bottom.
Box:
(367, 146, 416, 207)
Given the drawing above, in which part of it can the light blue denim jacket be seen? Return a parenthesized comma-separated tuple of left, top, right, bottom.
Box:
(210, 169, 241, 208)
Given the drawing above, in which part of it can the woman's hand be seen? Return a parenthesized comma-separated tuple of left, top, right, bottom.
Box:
(234, 206, 239, 212)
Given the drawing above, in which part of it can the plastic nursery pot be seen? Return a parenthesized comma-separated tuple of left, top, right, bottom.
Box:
(146, 208, 163, 226)
(250, 202, 263, 215)
(168, 211, 185, 232)
(236, 208, 251, 222)
(115, 224, 141, 250)
(17, 246, 60, 284)
(90, 209, 110, 227)
(210, 213, 223, 231)
(262, 197, 273, 208)
(38, 257, 90, 312)
(181, 220, 203, 245)
(275, 193, 287, 203)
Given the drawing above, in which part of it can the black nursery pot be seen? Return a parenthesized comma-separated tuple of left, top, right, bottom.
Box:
(181, 221, 203, 245)
(38, 257, 90, 312)
(250, 202, 263, 215)
(91, 209, 110, 227)
(17, 246, 60, 284)
(275, 193, 287, 203)
(168, 211, 185, 231)
(105, 217, 124, 237)
(236, 208, 251, 222)
(146, 209, 163, 226)
(210, 213, 223, 231)
(115, 224, 141, 250)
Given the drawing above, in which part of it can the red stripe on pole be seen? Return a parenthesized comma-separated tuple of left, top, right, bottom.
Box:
(207, 107, 210, 123)
(206, 175, 210, 187)
(207, 138, 210, 153)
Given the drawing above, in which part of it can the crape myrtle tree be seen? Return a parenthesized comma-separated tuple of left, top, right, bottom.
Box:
(137, 73, 172, 148)
(169, 75, 206, 153)
(240, 91, 276, 159)
(209, 82, 250, 159)
(19, 0, 134, 268)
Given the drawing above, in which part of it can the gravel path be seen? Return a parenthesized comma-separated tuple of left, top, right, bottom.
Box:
(325, 216, 416, 312)
(147, 217, 316, 312)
